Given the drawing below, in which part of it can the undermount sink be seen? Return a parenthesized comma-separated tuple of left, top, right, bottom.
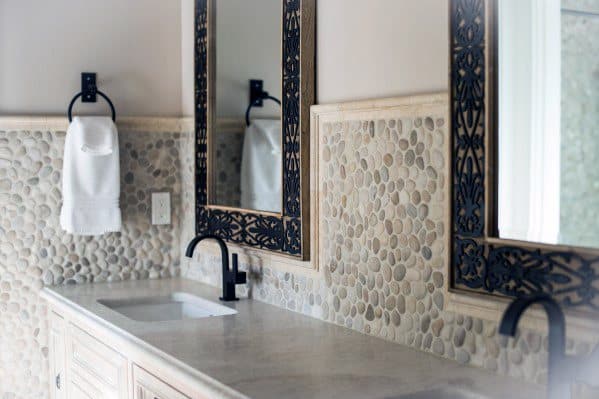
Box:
(98, 292, 238, 322)
(396, 387, 490, 399)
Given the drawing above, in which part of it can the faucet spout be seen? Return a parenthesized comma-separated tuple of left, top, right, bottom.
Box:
(499, 295, 568, 399)
(185, 234, 229, 264)
(185, 234, 245, 301)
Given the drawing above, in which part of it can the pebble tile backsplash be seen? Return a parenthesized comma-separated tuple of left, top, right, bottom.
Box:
(183, 95, 597, 389)
(0, 120, 187, 398)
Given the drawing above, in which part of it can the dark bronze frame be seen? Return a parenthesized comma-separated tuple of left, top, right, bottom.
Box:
(194, 0, 315, 260)
(449, 0, 599, 315)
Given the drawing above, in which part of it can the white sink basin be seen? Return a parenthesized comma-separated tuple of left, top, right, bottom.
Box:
(98, 292, 238, 322)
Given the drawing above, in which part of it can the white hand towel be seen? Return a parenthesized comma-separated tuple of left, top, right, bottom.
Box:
(240, 119, 282, 213)
(78, 117, 117, 155)
(60, 117, 122, 235)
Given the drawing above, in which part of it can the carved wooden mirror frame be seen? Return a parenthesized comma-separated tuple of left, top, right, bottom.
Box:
(449, 0, 599, 317)
(194, 0, 315, 260)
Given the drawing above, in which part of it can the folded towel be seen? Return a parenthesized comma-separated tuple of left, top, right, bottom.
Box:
(60, 117, 122, 235)
(240, 119, 282, 213)
(78, 117, 117, 155)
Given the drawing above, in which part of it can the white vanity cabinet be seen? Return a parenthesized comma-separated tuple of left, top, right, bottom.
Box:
(47, 311, 209, 399)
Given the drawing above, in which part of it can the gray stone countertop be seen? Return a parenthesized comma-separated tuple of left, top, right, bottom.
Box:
(42, 278, 544, 399)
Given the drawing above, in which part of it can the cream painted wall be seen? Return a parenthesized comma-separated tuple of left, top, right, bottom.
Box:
(1, 1, 449, 116)
(181, 0, 196, 117)
(0, 0, 183, 117)
(180, 1, 449, 116)
(316, 0, 449, 103)
(182, 0, 449, 114)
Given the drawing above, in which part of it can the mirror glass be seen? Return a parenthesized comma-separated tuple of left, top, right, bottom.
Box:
(497, 0, 599, 247)
(211, 0, 282, 213)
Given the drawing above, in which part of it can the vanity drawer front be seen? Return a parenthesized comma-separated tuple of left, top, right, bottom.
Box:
(133, 365, 192, 399)
(66, 323, 128, 398)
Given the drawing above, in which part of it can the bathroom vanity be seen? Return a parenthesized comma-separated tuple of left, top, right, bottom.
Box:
(41, 278, 543, 399)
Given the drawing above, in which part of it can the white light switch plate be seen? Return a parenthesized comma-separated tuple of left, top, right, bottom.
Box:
(151, 192, 171, 225)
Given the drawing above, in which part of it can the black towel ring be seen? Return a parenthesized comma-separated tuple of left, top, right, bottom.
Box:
(245, 95, 281, 127)
(68, 90, 116, 123)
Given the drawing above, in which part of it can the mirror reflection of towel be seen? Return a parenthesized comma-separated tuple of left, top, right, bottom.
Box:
(240, 119, 282, 213)
(60, 117, 122, 235)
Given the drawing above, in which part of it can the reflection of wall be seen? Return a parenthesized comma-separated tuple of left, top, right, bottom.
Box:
(497, 0, 562, 244)
(0, 118, 190, 398)
(182, 95, 597, 387)
(0, 1, 184, 117)
(215, 0, 282, 119)
(497, 0, 534, 240)
(560, 1, 599, 248)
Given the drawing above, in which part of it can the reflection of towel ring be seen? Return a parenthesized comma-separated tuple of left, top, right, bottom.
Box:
(67, 73, 116, 122)
(245, 95, 281, 127)
(68, 91, 116, 122)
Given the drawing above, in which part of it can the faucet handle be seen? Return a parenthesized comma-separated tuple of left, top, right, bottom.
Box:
(232, 254, 247, 284)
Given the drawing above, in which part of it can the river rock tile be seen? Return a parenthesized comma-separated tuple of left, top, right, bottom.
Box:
(0, 126, 186, 398)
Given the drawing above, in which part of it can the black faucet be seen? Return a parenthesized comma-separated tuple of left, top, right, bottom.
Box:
(185, 235, 247, 301)
(499, 295, 569, 399)
(500, 296, 599, 398)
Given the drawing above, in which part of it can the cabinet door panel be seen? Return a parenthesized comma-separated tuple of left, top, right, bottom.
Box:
(66, 323, 128, 398)
(48, 312, 66, 399)
(133, 365, 192, 399)
(67, 372, 104, 399)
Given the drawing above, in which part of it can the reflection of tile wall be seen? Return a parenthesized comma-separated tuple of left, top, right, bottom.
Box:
(0, 119, 189, 398)
(560, 1, 599, 247)
(213, 120, 245, 208)
(183, 95, 597, 387)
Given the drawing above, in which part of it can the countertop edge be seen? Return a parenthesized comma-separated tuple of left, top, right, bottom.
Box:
(41, 287, 251, 399)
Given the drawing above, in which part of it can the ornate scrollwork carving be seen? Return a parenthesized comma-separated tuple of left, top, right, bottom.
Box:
(195, 0, 208, 207)
(486, 246, 599, 310)
(194, 0, 305, 258)
(451, 0, 486, 237)
(282, 0, 302, 218)
(450, 0, 599, 314)
(454, 238, 486, 289)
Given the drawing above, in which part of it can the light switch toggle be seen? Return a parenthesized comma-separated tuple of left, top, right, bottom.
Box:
(151, 192, 171, 225)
